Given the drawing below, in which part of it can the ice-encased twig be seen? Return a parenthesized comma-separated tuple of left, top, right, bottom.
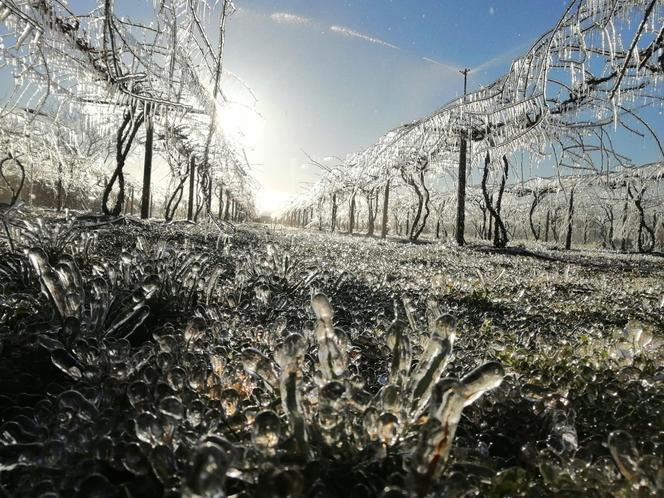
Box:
(413, 361, 505, 478)
(407, 314, 456, 418)
(386, 319, 412, 388)
(274, 333, 309, 455)
(311, 293, 347, 380)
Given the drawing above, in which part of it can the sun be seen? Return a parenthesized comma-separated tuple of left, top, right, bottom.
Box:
(255, 188, 290, 217)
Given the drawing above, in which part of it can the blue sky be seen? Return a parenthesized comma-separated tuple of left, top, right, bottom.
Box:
(3, 1, 662, 214)
(222, 1, 581, 213)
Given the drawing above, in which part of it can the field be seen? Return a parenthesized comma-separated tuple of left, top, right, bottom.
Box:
(1, 214, 662, 497)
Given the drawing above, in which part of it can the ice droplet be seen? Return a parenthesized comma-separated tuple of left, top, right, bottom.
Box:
(241, 348, 279, 391)
(183, 442, 229, 498)
(608, 430, 641, 483)
(253, 410, 281, 454)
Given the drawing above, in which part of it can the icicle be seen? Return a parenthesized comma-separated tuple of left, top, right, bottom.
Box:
(16, 24, 34, 50)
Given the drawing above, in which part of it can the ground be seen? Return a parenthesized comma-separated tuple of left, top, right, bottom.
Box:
(0, 214, 662, 497)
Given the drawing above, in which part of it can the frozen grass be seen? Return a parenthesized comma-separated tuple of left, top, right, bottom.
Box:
(0, 214, 662, 497)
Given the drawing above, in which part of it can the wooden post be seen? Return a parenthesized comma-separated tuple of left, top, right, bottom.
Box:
(456, 137, 467, 245)
(455, 68, 470, 246)
(187, 155, 196, 221)
(140, 110, 153, 219)
(56, 162, 63, 212)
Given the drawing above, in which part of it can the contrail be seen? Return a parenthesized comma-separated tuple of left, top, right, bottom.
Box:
(270, 12, 312, 25)
(422, 56, 459, 72)
(329, 25, 399, 50)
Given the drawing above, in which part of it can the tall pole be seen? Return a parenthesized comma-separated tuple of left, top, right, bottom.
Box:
(187, 155, 196, 221)
(140, 109, 153, 219)
(456, 68, 470, 246)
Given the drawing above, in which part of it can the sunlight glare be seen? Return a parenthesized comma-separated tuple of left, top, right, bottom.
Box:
(255, 188, 290, 217)
(218, 101, 264, 150)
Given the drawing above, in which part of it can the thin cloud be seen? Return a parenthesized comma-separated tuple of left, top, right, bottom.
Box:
(270, 12, 312, 25)
(422, 56, 459, 72)
(329, 25, 399, 50)
(472, 41, 532, 74)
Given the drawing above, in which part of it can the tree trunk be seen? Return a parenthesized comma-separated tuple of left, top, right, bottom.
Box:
(0, 153, 26, 208)
(193, 171, 206, 222)
(411, 169, 431, 241)
(224, 191, 231, 221)
(607, 209, 615, 249)
(529, 191, 545, 241)
(492, 156, 509, 247)
(331, 192, 337, 232)
(552, 209, 560, 242)
(481, 153, 508, 248)
(620, 200, 629, 251)
(367, 193, 374, 236)
(207, 174, 213, 216)
(164, 172, 187, 222)
(409, 188, 423, 240)
(349, 193, 356, 235)
(628, 185, 655, 253)
(544, 210, 550, 242)
(565, 188, 575, 250)
(218, 185, 223, 218)
(480, 203, 487, 239)
(102, 110, 144, 216)
(381, 180, 390, 238)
